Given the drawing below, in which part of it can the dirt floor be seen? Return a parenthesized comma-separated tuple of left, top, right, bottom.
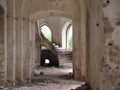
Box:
(2, 67, 83, 90)
(1, 50, 84, 90)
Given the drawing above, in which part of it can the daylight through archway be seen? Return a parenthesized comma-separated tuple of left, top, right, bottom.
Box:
(40, 25, 52, 42)
(66, 25, 73, 50)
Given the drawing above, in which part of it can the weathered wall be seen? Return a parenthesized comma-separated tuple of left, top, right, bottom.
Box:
(87, 0, 120, 90)
(101, 0, 120, 90)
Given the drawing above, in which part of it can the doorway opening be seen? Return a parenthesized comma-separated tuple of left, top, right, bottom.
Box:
(45, 59, 50, 65)
(39, 24, 59, 67)
(40, 47, 59, 67)
(33, 17, 78, 90)
(60, 21, 73, 73)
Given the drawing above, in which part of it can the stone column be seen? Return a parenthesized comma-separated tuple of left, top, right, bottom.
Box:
(29, 21, 36, 77)
(73, 19, 82, 80)
(22, 17, 31, 82)
(35, 21, 40, 65)
(15, 17, 24, 82)
(87, 0, 103, 90)
(73, 0, 87, 81)
(7, 0, 16, 83)
(79, 0, 87, 80)
(35, 46, 40, 65)
(15, 0, 24, 82)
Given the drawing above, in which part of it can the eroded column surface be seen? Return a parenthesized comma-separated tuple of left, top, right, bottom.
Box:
(7, 0, 16, 83)
(101, 0, 120, 90)
(30, 21, 36, 78)
(73, 19, 81, 80)
(15, 16, 23, 82)
(87, 0, 103, 90)
(22, 18, 31, 82)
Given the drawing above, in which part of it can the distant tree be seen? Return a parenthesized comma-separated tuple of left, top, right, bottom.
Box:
(40, 25, 52, 42)
(68, 36, 73, 49)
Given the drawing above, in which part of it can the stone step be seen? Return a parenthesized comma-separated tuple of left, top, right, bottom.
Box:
(58, 54, 72, 57)
(0, 80, 5, 85)
(0, 70, 5, 73)
(58, 55, 72, 59)
(58, 54, 72, 56)
(0, 71, 4, 74)
(0, 73, 4, 75)
(0, 75, 4, 78)
(0, 72, 4, 74)
(58, 56, 72, 58)
(0, 64, 5, 67)
(0, 68, 4, 71)
(0, 66, 4, 69)
(0, 78, 5, 84)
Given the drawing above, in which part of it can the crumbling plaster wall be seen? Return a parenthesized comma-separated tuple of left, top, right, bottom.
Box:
(101, 0, 120, 90)
(87, 0, 120, 90)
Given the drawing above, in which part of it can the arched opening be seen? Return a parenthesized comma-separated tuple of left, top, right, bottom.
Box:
(61, 21, 73, 75)
(39, 24, 59, 67)
(45, 59, 50, 65)
(66, 25, 73, 50)
(30, 10, 85, 89)
(40, 48, 59, 67)
(40, 24, 52, 42)
(35, 18, 74, 69)
(40, 24, 52, 49)
(62, 21, 73, 50)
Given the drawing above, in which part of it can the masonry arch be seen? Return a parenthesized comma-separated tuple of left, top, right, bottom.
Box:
(39, 24, 58, 66)
(30, 10, 73, 21)
(29, 9, 87, 80)
(21, 0, 88, 80)
(30, 10, 73, 62)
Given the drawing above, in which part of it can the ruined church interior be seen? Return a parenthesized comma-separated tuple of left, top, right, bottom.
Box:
(0, 0, 120, 90)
